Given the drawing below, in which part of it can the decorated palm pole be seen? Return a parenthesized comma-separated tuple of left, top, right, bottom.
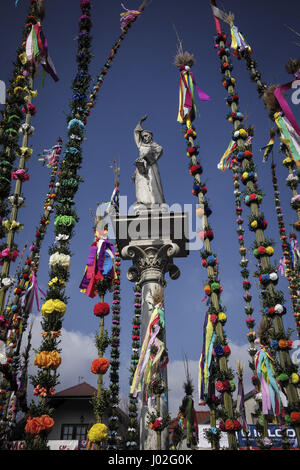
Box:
(23, 0, 92, 450)
(79, 201, 116, 450)
(0, 139, 62, 429)
(0, 0, 59, 318)
(85, 2, 147, 120)
(218, 7, 300, 233)
(209, 5, 300, 445)
(269, 155, 300, 338)
(174, 48, 239, 450)
(0, 0, 46, 243)
(127, 283, 142, 450)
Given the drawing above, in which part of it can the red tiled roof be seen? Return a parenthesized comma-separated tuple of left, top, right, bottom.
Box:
(53, 382, 97, 398)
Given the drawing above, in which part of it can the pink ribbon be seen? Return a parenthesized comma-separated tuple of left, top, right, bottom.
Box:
(274, 82, 300, 136)
(181, 70, 210, 111)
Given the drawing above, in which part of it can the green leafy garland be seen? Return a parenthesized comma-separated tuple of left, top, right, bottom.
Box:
(23, 0, 93, 450)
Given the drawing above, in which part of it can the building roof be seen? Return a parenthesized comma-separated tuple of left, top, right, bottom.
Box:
(52, 382, 97, 398)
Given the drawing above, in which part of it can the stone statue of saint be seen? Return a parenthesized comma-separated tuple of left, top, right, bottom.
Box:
(134, 116, 166, 210)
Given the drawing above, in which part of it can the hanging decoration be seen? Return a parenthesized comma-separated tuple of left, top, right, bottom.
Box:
(198, 312, 215, 404)
(254, 344, 282, 417)
(174, 49, 210, 126)
(21, 17, 59, 82)
(23, 0, 93, 450)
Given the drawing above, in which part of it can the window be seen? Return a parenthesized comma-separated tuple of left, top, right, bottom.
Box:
(61, 424, 88, 440)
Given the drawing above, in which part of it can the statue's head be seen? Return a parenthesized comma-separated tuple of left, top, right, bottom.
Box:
(141, 130, 153, 144)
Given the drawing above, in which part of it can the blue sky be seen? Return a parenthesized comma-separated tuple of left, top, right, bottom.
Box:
(1, 0, 300, 414)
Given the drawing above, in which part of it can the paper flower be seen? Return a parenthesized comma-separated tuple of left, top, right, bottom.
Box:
(88, 423, 108, 442)
(49, 252, 71, 270)
(93, 302, 110, 317)
(41, 299, 66, 317)
(90, 357, 110, 374)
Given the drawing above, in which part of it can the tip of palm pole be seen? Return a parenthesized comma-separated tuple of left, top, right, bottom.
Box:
(263, 85, 282, 120)
(246, 125, 255, 137)
(236, 360, 244, 380)
(152, 287, 164, 306)
(138, 1, 147, 11)
(256, 316, 271, 346)
(285, 57, 300, 75)
(174, 51, 195, 69)
(34, 0, 46, 21)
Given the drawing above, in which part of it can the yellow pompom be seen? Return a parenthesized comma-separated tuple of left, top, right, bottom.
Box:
(41, 299, 66, 317)
(88, 423, 108, 443)
(218, 312, 227, 323)
(265, 246, 274, 256)
(291, 373, 299, 384)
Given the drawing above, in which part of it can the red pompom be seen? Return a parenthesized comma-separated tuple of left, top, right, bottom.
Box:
(93, 302, 110, 317)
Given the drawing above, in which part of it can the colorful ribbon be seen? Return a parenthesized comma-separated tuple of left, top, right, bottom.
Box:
(274, 112, 300, 166)
(218, 136, 253, 171)
(177, 67, 210, 124)
(274, 82, 300, 137)
(120, 4, 141, 30)
(254, 346, 281, 416)
(198, 312, 216, 403)
(130, 304, 167, 399)
(261, 137, 275, 163)
(25, 23, 59, 82)
(230, 24, 252, 53)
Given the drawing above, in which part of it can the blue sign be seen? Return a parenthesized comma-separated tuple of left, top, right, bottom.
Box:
(237, 424, 298, 448)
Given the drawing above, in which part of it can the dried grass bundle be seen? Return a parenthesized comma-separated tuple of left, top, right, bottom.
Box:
(246, 125, 255, 137)
(236, 360, 244, 380)
(285, 57, 300, 75)
(257, 317, 270, 345)
(263, 85, 282, 119)
(174, 51, 195, 69)
(152, 287, 164, 306)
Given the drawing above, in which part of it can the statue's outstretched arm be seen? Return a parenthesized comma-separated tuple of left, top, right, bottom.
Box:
(134, 115, 148, 147)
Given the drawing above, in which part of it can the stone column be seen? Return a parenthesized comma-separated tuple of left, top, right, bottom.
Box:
(115, 210, 189, 450)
